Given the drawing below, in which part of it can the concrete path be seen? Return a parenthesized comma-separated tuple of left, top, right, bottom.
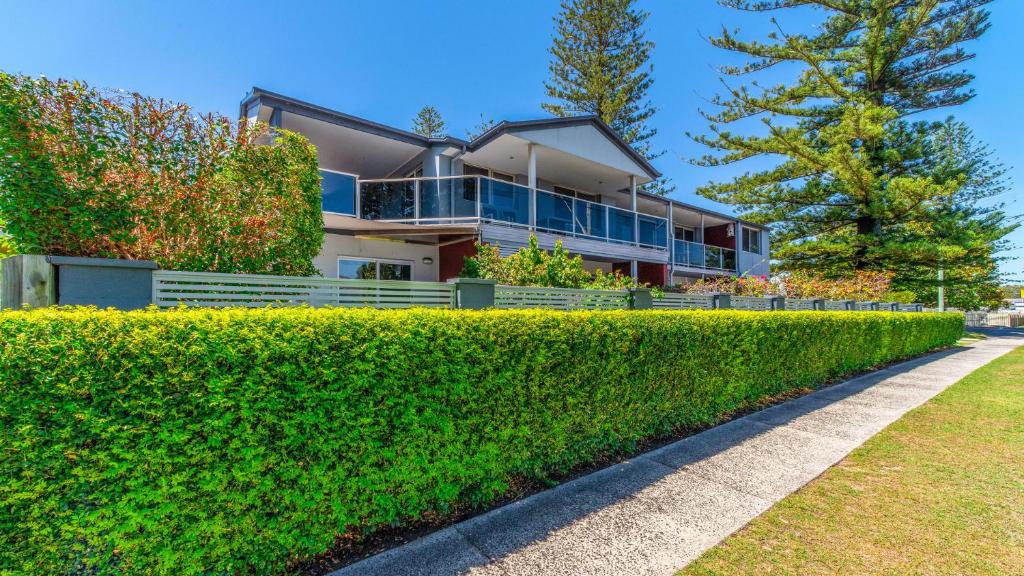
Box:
(331, 329, 1024, 576)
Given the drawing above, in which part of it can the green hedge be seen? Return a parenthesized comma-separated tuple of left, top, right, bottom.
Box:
(0, 307, 963, 574)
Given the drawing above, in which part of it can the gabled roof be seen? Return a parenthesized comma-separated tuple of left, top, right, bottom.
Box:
(240, 87, 660, 179)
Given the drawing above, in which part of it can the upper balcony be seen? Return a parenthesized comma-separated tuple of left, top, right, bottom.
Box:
(358, 175, 670, 251)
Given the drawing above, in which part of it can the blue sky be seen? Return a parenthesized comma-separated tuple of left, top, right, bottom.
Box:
(3, 0, 1021, 279)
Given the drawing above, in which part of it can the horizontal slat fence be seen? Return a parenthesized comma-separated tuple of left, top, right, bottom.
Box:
(784, 298, 819, 311)
(653, 292, 714, 310)
(732, 296, 774, 311)
(153, 271, 454, 309)
(824, 300, 852, 311)
(494, 285, 628, 310)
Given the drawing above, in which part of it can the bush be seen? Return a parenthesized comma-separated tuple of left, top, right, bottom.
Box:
(462, 234, 642, 290)
(0, 307, 963, 574)
(0, 73, 323, 275)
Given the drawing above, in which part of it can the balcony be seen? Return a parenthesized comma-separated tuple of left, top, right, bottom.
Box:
(673, 240, 736, 273)
(357, 176, 669, 250)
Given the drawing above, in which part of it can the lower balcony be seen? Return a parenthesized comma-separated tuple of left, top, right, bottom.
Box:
(673, 240, 736, 274)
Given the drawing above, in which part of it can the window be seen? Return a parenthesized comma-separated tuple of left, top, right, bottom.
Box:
(463, 164, 489, 177)
(320, 169, 357, 215)
(742, 226, 762, 254)
(675, 226, 696, 242)
(491, 171, 515, 183)
(338, 257, 412, 280)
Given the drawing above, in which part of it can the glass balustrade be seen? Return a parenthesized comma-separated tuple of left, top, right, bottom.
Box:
(672, 240, 737, 272)
(357, 175, 672, 250)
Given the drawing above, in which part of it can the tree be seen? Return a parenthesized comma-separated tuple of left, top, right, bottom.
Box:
(543, 0, 673, 194)
(691, 1, 1014, 305)
(0, 73, 324, 275)
(466, 113, 497, 140)
(412, 105, 446, 138)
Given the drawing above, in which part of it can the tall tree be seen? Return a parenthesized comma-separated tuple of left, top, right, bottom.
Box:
(691, 1, 1011, 301)
(466, 113, 497, 140)
(543, 0, 673, 194)
(412, 105, 446, 138)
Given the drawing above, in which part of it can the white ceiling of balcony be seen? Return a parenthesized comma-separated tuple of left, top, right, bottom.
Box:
(463, 133, 651, 197)
(280, 111, 425, 179)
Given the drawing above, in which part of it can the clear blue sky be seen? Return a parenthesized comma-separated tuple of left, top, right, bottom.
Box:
(3, 1, 1021, 279)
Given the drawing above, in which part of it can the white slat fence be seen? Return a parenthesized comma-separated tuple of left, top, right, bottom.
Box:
(653, 293, 714, 310)
(494, 285, 628, 310)
(152, 271, 455, 309)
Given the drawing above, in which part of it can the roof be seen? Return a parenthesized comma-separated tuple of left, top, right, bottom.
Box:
(240, 87, 660, 179)
(240, 87, 768, 231)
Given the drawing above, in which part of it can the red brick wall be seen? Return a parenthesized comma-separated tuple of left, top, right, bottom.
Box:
(611, 261, 668, 287)
(637, 261, 668, 287)
(704, 223, 736, 250)
(438, 239, 477, 281)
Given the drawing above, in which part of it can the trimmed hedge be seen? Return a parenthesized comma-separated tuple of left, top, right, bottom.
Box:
(0, 307, 963, 574)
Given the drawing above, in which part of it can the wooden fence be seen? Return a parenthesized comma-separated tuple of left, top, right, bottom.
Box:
(493, 285, 629, 310)
(152, 271, 455, 309)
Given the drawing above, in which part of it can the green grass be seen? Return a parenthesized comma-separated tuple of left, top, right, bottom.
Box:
(680, 345, 1024, 576)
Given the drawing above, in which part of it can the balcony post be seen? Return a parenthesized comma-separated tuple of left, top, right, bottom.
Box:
(413, 180, 421, 221)
(630, 175, 638, 245)
(666, 202, 674, 282)
(528, 144, 537, 230)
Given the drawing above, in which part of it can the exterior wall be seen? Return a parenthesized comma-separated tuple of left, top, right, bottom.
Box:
(438, 239, 477, 281)
(703, 223, 736, 250)
(636, 261, 668, 286)
(315, 233, 439, 281)
(738, 229, 770, 276)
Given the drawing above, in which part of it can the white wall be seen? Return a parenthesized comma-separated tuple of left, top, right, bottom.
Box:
(314, 234, 439, 281)
(738, 229, 771, 276)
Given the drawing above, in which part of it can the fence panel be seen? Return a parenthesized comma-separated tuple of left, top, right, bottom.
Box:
(785, 298, 818, 311)
(494, 285, 628, 310)
(153, 271, 455, 309)
(731, 296, 773, 311)
(824, 300, 850, 311)
(653, 292, 714, 310)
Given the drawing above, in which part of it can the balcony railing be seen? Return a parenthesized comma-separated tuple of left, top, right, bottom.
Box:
(357, 175, 669, 250)
(673, 240, 737, 272)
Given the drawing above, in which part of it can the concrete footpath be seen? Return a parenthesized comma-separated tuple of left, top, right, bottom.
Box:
(331, 330, 1024, 576)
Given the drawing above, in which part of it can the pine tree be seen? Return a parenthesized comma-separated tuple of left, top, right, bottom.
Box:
(412, 105, 446, 138)
(543, 0, 673, 194)
(691, 0, 1013, 301)
(465, 114, 497, 140)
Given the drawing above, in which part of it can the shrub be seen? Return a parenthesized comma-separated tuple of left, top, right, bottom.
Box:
(462, 234, 642, 290)
(0, 73, 323, 275)
(0, 307, 963, 574)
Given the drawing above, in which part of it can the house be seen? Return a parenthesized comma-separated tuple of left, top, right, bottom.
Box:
(240, 88, 770, 285)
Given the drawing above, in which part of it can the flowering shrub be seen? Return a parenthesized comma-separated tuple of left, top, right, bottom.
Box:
(673, 275, 775, 296)
(462, 235, 644, 290)
(0, 73, 323, 275)
(674, 271, 913, 302)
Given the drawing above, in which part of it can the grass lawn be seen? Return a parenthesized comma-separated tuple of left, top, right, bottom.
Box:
(680, 344, 1024, 576)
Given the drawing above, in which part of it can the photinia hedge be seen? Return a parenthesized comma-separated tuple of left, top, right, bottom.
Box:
(0, 72, 323, 275)
(0, 307, 963, 574)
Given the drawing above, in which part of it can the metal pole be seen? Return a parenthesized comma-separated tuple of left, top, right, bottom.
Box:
(938, 267, 945, 312)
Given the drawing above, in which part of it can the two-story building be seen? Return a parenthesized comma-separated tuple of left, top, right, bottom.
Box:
(240, 88, 770, 285)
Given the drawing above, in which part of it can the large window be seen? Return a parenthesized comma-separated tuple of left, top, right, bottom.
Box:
(338, 257, 412, 280)
(741, 226, 762, 254)
(320, 169, 357, 215)
(674, 226, 696, 242)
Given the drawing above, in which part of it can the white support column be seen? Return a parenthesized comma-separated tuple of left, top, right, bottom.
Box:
(528, 144, 537, 230)
(631, 259, 638, 279)
(666, 201, 674, 282)
(630, 175, 638, 245)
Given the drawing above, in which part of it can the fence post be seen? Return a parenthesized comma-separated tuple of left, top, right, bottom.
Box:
(1, 255, 55, 309)
(711, 292, 732, 309)
(862, 301, 878, 311)
(767, 295, 785, 311)
(842, 300, 855, 311)
(812, 298, 825, 311)
(630, 287, 652, 310)
(450, 278, 496, 309)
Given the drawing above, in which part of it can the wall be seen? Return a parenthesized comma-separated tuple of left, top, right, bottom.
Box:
(738, 229, 771, 276)
(314, 234, 439, 281)
(438, 239, 477, 281)
(703, 223, 736, 250)
(636, 261, 668, 286)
